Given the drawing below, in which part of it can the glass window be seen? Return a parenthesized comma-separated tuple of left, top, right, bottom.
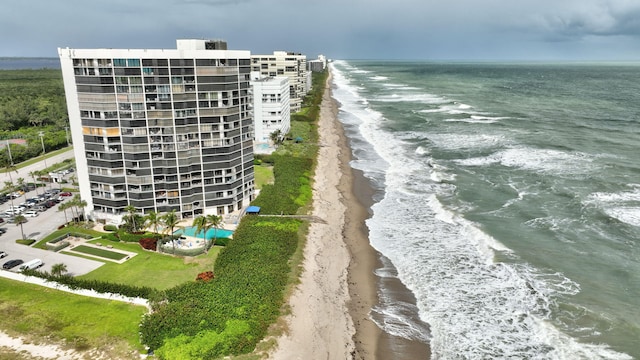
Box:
(127, 59, 140, 67)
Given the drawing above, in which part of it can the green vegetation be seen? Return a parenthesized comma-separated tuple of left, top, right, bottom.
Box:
(253, 164, 274, 189)
(0, 69, 70, 166)
(70, 245, 128, 260)
(0, 277, 146, 357)
(79, 241, 222, 291)
(140, 216, 302, 357)
(138, 70, 328, 358)
(0, 69, 329, 358)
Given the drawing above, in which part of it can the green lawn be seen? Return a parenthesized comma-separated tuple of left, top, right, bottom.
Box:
(77, 240, 222, 290)
(71, 245, 128, 260)
(0, 277, 146, 357)
(254, 164, 274, 189)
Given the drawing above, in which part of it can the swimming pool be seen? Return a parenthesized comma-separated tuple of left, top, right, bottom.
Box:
(174, 226, 234, 240)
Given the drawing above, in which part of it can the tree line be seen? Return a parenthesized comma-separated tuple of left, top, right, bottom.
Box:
(0, 69, 71, 165)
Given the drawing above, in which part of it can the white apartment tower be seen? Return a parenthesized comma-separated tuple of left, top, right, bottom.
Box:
(58, 39, 255, 224)
(251, 51, 308, 113)
(250, 73, 291, 145)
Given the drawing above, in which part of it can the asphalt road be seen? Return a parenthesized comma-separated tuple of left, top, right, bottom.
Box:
(0, 147, 75, 186)
(0, 148, 104, 276)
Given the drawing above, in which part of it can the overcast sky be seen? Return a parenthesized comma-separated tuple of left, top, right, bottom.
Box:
(3, 0, 640, 60)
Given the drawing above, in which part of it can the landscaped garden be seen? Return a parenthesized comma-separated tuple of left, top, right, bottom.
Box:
(69, 245, 129, 261)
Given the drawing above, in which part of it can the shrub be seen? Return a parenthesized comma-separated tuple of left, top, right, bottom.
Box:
(117, 230, 151, 243)
(103, 224, 118, 232)
(139, 237, 157, 251)
(16, 239, 36, 246)
(195, 271, 215, 282)
(100, 233, 120, 242)
(21, 269, 156, 299)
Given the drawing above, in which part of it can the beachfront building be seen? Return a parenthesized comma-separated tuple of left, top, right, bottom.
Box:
(58, 39, 255, 224)
(308, 54, 327, 72)
(251, 51, 308, 113)
(250, 73, 291, 147)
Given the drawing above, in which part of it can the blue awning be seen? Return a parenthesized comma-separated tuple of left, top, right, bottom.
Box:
(246, 206, 261, 214)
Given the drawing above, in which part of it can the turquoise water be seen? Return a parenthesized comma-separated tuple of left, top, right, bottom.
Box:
(332, 61, 640, 359)
(174, 226, 233, 239)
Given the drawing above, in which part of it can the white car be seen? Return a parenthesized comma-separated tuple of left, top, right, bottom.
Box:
(23, 210, 39, 218)
(4, 208, 22, 216)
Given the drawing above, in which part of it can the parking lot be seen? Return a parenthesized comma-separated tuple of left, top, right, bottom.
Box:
(0, 163, 104, 276)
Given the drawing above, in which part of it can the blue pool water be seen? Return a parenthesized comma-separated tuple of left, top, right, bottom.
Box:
(174, 226, 233, 239)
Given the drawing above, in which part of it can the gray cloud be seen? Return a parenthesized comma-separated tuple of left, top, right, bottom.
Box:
(2, 0, 640, 60)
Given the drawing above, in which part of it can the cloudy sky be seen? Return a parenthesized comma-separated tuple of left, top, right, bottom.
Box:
(3, 0, 640, 60)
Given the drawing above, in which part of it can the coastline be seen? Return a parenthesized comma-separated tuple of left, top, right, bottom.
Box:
(270, 69, 356, 358)
(337, 90, 432, 358)
(272, 68, 431, 359)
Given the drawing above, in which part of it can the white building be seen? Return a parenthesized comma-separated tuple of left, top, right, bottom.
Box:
(58, 39, 255, 223)
(308, 54, 327, 72)
(250, 73, 291, 148)
(251, 51, 308, 113)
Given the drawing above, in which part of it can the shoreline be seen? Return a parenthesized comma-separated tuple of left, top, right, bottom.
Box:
(337, 94, 432, 358)
(271, 68, 431, 359)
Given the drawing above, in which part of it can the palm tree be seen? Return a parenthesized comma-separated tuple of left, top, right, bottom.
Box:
(28, 171, 40, 196)
(69, 195, 80, 223)
(3, 161, 17, 210)
(50, 263, 68, 277)
(162, 210, 179, 253)
(144, 211, 162, 239)
(124, 205, 138, 232)
(14, 214, 27, 239)
(77, 198, 87, 223)
(270, 129, 283, 148)
(206, 214, 222, 246)
(192, 215, 209, 241)
(58, 201, 70, 224)
(16, 177, 25, 200)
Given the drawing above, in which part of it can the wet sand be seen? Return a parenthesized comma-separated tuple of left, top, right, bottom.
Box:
(272, 68, 431, 359)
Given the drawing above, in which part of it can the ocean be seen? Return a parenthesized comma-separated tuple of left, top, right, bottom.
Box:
(0, 57, 60, 70)
(331, 60, 640, 359)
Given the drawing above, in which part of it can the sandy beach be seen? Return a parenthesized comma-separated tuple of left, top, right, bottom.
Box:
(271, 69, 431, 359)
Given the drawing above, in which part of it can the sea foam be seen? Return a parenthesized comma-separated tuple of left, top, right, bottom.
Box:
(330, 62, 630, 359)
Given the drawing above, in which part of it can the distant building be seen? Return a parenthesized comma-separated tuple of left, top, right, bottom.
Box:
(251, 51, 308, 113)
(58, 39, 255, 224)
(250, 72, 291, 147)
(308, 54, 327, 72)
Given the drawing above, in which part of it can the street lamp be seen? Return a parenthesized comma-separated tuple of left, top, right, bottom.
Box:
(39, 131, 50, 190)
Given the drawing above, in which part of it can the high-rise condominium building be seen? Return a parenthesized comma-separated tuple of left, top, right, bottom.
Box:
(250, 73, 291, 145)
(58, 39, 255, 224)
(251, 51, 308, 113)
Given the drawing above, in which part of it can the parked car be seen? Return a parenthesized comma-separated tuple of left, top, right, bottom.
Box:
(2, 259, 23, 270)
(19, 259, 43, 271)
(23, 210, 39, 218)
(59, 192, 72, 197)
(0, 251, 7, 258)
(0, 228, 7, 234)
